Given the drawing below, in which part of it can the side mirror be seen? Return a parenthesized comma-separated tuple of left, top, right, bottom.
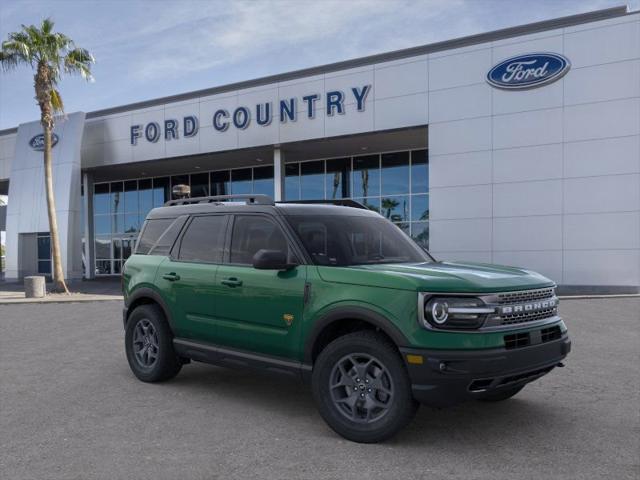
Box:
(252, 249, 296, 271)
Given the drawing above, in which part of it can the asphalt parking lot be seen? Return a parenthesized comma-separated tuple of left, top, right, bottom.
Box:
(0, 298, 638, 480)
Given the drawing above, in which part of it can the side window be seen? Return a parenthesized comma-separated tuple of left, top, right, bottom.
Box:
(136, 218, 174, 255)
(178, 215, 227, 263)
(229, 216, 289, 265)
(149, 216, 187, 255)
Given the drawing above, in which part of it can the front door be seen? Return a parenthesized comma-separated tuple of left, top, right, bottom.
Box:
(213, 214, 306, 359)
(158, 214, 229, 343)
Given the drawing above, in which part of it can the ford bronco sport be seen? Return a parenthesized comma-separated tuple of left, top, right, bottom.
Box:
(122, 194, 570, 443)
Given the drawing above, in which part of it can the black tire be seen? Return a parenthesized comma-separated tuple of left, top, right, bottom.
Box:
(477, 385, 524, 402)
(312, 331, 418, 443)
(125, 304, 182, 382)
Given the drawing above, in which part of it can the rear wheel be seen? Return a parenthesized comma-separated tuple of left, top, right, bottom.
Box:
(477, 385, 524, 402)
(312, 331, 418, 443)
(125, 304, 182, 382)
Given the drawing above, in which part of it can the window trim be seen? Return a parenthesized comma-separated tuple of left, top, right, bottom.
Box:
(170, 214, 230, 265)
(223, 212, 306, 267)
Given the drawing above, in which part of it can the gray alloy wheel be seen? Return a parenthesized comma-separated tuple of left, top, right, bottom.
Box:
(132, 318, 160, 368)
(329, 353, 394, 423)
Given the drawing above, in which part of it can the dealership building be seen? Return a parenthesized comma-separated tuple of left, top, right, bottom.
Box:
(0, 5, 638, 293)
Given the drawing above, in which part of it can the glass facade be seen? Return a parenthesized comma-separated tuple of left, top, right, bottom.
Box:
(91, 149, 428, 275)
(92, 165, 274, 275)
(284, 149, 429, 248)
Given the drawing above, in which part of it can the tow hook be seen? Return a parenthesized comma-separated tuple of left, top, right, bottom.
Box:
(557, 362, 565, 368)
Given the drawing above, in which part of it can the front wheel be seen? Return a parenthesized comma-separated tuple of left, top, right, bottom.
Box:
(312, 331, 418, 443)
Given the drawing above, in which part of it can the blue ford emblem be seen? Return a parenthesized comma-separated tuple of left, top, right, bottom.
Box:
(487, 53, 570, 90)
(29, 133, 59, 151)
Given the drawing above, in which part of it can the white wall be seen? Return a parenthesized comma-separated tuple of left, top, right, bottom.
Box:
(81, 57, 429, 168)
(5, 113, 85, 280)
(428, 12, 640, 288)
(0, 133, 16, 181)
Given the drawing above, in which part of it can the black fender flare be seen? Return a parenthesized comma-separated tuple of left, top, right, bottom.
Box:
(303, 306, 409, 364)
(125, 287, 175, 333)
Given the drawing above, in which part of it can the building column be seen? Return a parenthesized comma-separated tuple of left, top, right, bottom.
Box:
(83, 172, 95, 279)
(273, 147, 285, 201)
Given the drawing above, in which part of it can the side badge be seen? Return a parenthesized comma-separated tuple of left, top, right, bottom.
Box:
(283, 314, 294, 326)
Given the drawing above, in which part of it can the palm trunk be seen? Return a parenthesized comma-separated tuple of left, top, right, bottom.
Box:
(43, 123, 68, 293)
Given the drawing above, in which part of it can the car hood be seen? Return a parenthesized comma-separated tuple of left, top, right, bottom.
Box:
(316, 261, 554, 293)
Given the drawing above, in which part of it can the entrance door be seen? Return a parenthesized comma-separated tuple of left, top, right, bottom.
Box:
(158, 214, 229, 342)
(213, 214, 306, 359)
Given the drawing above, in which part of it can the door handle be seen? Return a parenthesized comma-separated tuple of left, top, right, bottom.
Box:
(162, 272, 181, 282)
(221, 277, 243, 287)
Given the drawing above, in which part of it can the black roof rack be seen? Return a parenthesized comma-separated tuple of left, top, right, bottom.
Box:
(165, 194, 275, 206)
(277, 199, 368, 209)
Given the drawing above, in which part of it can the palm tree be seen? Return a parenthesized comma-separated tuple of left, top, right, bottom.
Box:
(0, 18, 94, 292)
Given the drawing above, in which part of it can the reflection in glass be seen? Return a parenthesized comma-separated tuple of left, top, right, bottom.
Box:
(190, 172, 209, 198)
(301, 161, 324, 200)
(124, 214, 139, 233)
(138, 179, 153, 216)
(326, 158, 350, 199)
(231, 168, 252, 194)
(211, 171, 230, 196)
(94, 215, 111, 235)
(381, 196, 409, 222)
(113, 238, 122, 260)
(411, 149, 428, 193)
(395, 223, 410, 237)
(353, 155, 380, 198)
(95, 260, 111, 275)
(381, 152, 410, 195)
(411, 222, 429, 249)
(110, 182, 123, 216)
(95, 236, 111, 259)
(124, 180, 138, 213)
(253, 166, 274, 197)
(94, 183, 110, 215)
(112, 214, 124, 234)
(411, 194, 429, 221)
(285, 164, 300, 200)
(353, 197, 380, 213)
(153, 177, 169, 207)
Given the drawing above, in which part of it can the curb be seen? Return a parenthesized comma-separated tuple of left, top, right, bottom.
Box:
(0, 296, 123, 305)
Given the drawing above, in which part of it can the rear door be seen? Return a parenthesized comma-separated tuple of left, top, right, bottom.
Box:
(157, 214, 229, 342)
(212, 214, 307, 359)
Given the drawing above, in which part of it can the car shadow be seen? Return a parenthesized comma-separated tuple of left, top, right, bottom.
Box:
(151, 362, 567, 446)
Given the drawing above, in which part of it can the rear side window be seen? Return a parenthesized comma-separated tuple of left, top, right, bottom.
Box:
(229, 215, 289, 265)
(178, 215, 227, 263)
(136, 218, 174, 255)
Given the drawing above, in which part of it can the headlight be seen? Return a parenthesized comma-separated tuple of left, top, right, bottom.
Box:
(422, 296, 494, 330)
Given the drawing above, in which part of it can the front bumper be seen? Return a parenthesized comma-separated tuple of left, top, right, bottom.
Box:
(400, 333, 571, 407)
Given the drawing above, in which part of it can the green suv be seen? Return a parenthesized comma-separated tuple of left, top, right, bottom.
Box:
(122, 194, 570, 443)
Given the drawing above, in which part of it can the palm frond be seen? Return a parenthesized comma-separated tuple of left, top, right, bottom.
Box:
(64, 47, 94, 81)
(50, 88, 64, 113)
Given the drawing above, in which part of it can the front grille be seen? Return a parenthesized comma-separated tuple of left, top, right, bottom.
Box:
(496, 287, 558, 326)
(497, 287, 555, 305)
(503, 325, 563, 350)
(504, 332, 530, 350)
(541, 325, 562, 343)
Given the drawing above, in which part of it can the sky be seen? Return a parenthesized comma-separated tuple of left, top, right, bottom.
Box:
(0, 0, 636, 130)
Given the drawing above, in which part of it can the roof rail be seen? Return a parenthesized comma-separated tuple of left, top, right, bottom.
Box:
(277, 199, 368, 209)
(165, 194, 275, 206)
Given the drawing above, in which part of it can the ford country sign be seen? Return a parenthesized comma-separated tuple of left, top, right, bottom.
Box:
(487, 53, 570, 90)
(29, 133, 59, 151)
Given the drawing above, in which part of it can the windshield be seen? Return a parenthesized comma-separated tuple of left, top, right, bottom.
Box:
(286, 215, 433, 266)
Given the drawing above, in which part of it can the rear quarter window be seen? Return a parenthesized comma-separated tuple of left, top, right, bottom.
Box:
(136, 217, 185, 255)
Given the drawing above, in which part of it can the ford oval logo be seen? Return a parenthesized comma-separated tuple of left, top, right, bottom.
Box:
(487, 53, 570, 90)
(29, 133, 59, 151)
